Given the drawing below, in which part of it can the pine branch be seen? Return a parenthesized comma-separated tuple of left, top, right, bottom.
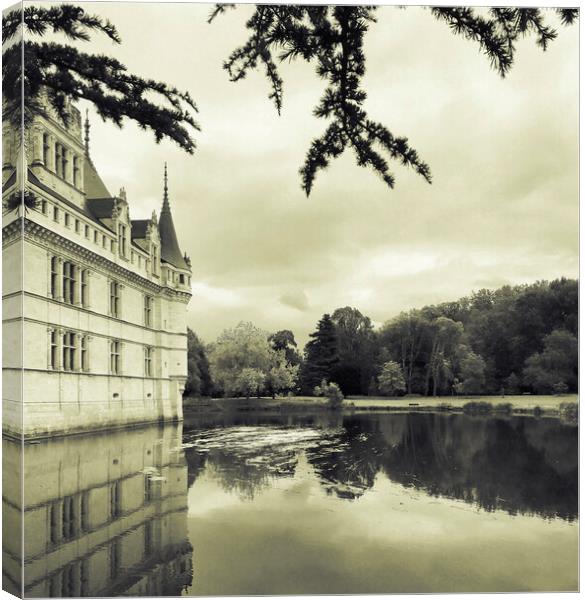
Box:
(3, 4, 120, 44)
(431, 7, 513, 77)
(216, 5, 431, 195)
(556, 8, 579, 26)
(2, 6, 199, 153)
(207, 4, 236, 25)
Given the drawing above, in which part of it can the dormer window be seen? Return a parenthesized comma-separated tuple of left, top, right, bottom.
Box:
(61, 147, 68, 181)
(152, 245, 159, 276)
(43, 133, 49, 166)
(118, 223, 127, 258)
(73, 156, 79, 187)
(55, 144, 62, 177)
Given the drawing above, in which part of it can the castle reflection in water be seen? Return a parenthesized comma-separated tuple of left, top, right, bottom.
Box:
(3, 425, 192, 597)
(2, 411, 578, 597)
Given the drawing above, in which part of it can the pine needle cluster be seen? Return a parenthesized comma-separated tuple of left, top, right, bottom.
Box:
(212, 5, 578, 194)
(2, 4, 199, 152)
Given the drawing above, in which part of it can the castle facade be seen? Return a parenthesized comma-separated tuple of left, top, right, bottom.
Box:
(2, 98, 192, 438)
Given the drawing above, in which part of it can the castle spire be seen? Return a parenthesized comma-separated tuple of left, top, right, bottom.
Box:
(162, 162, 170, 212)
(84, 109, 90, 156)
(158, 161, 189, 270)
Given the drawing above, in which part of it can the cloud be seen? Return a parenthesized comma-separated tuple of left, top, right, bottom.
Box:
(81, 5, 578, 347)
(280, 290, 310, 312)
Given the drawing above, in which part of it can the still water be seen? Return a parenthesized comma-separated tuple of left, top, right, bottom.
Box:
(3, 412, 578, 596)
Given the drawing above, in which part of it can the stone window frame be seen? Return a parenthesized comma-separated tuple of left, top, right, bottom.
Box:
(73, 155, 80, 188)
(62, 330, 77, 372)
(118, 223, 128, 258)
(143, 294, 153, 327)
(80, 269, 90, 308)
(62, 495, 77, 540)
(80, 335, 89, 371)
(49, 256, 59, 299)
(109, 280, 121, 318)
(80, 491, 90, 532)
(62, 261, 77, 305)
(48, 328, 59, 369)
(42, 132, 50, 166)
(151, 244, 159, 276)
(144, 346, 153, 377)
(61, 146, 69, 182)
(109, 539, 121, 580)
(110, 339, 121, 374)
(109, 482, 121, 519)
(54, 142, 63, 177)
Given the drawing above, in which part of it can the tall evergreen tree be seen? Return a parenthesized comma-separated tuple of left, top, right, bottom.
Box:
(331, 306, 377, 395)
(185, 328, 213, 397)
(300, 314, 339, 394)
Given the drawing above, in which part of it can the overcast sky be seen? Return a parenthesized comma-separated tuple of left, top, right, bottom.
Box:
(76, 3, 578, 345)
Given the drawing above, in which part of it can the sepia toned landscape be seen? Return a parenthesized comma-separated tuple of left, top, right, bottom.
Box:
(2, 2, 578, 597)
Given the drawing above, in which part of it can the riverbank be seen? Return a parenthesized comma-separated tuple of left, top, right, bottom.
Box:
(183, 394, 578, 420)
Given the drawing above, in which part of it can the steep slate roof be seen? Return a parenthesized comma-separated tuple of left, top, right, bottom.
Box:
(131, 219, 150, 239)
(84, 157, 111, 199)
(3, 169, 17, 192)
(159, 166, 189, 270)
(86, 198, 116, 219)
(27, 168, 114, 231)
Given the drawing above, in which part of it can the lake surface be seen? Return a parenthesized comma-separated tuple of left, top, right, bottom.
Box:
(4, 411, 578, 596)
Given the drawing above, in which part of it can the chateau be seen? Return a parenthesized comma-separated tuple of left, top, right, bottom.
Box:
(2, 98, 192, 438)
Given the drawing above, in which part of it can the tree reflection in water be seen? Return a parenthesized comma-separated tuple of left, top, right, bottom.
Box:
(183, 412, 577, 521)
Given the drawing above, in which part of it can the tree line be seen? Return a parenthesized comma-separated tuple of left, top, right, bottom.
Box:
(185, 278, 577, 398)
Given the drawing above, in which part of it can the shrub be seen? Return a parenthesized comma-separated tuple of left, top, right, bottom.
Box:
(559, 401, 578, 422)
(533, 405, 543, 417)
(462, 401, 493, 415)
(552, 381, 569, 395)
(494, 402, 513, 414)
(314, 379, 344, 409)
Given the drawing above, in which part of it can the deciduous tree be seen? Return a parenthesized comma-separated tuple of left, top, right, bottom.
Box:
(458, 351, 487, 395)
(378, 361, 406, 397)
(523, 329, 578, 394)
(208, 321, 273, 397)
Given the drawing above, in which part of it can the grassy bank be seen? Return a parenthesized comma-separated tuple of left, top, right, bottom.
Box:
(184, 394, 578, 420)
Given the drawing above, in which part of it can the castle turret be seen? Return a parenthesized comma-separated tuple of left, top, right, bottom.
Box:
(159, 163, 189, 270)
